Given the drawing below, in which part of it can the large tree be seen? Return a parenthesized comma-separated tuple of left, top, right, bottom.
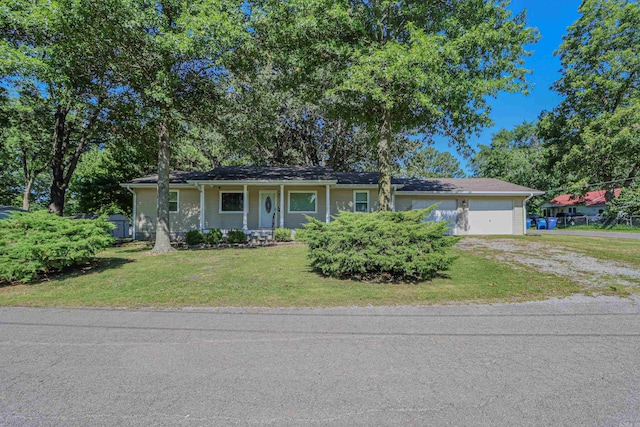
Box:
(0, 0, 127, 215)
(252, 0, 537, 209)
(400, 146, 465, 179)
(110, 1, 247, 252)
(0, 84, 53, 210)
(471, 121, 560, 211)
(539, 0, 640, 201)
(471, 122, 553, 189)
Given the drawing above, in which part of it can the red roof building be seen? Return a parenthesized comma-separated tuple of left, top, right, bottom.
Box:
(541, 188, 621, 217)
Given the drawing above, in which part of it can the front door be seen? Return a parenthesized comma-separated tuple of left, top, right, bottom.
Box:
(259, 191, 277, 228)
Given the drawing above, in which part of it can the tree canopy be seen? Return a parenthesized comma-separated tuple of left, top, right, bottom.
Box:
(539, 0, 640, 200)
(251, 0, 537, 209)
(471, 121, 561, 212)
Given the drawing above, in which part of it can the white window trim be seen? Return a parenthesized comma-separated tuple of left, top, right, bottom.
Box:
(219, 190, 244, 214)
(169, 190, 179, 213)
(288, 190, 318, 214)
(353, 190, 370, 213)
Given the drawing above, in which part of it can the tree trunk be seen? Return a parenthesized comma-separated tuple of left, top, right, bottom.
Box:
(605, 188, 616, 203)
(48, 105, 68, 216)
(151, 119, 175, 253)
(22, 179, 33, 211)
(377, 109, 393, 211)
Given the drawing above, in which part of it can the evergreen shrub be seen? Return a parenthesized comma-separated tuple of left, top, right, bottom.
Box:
(274, 228, 293, 242)
(226, 229, 247, 244)
(0, 211, 114, 283)
(205, 229, 223, 245)
(185, 230, 205, 245)
(302, 208, 459, 281)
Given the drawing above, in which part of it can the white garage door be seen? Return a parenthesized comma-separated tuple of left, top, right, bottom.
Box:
(468, 199, 513, 235)
(412, 199, 458, 235)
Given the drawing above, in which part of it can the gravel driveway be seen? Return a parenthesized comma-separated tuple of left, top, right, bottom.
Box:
(456, 238, 640, 287)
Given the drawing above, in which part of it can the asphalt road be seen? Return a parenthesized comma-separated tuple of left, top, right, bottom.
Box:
(1, 298, 640, 426)
(532, 229, 640, 239)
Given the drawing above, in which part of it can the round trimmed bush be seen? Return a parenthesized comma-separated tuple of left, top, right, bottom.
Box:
(185, 230, 205, 245)
(302, 208, 459, 281)
(205, 229, 223, 245)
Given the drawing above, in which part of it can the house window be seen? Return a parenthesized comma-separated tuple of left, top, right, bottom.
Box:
(220, 191, 244, 213)
(288, 191, 317, 213)
(169, 190, 179, 213)
(354, 191, 369, 212)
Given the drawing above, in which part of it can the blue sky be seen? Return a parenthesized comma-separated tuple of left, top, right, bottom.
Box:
(437, 0, 583, 173)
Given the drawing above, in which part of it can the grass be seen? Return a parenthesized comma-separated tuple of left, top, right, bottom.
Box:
(556, 224, 640, 233)
(0, 240, 594, 308)
(513, 233, 640, 268)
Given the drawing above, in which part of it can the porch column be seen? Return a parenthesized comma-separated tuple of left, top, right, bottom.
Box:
(280, 184, 285, 228)
(243, 184, 248, 230)
(325, 184, 331, 223)
(199, 185, 205, 230)
(391, 187, 396, 212)
(131, 189, 137, 240)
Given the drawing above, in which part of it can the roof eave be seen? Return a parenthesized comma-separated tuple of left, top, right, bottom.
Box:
(395, 190, 545, 196)
(186, 179, 338, 186)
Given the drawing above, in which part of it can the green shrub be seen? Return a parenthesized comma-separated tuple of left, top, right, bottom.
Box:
(0, 211, 114, 283)
(293, 228, 307, 242)
(274, 228, 293, 242)
(205, 229, 223, 245)
(185, 230, 205, 245)
(226, 229, 247, 244)
(302, 208, 459, 282)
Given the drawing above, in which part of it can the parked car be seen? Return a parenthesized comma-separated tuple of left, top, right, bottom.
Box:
(0, 206, 27, 220)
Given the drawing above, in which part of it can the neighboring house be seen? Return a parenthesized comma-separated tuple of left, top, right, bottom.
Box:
(120, 166, 544, 239)
(540, 188, 622, 217)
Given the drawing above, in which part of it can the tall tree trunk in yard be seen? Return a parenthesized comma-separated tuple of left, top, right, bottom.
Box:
(152, 119, 174, 253)
(48, 105, 68, 215)
(48, 103, 100, 216)
(377, 109, 393, 211)
(22, 179, 33, 211)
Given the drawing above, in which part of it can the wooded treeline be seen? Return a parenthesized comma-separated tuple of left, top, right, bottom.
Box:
(1, 0, 638, 249)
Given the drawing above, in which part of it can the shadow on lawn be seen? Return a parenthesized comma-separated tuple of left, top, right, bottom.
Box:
(0, 257, 134, 288)
(303, 266, 453, 285)
(50, 257, 134, 282)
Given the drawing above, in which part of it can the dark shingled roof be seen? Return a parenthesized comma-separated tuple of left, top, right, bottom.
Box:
(394, 178, 544, 193)
(127, 166, 336, 184)
(201, 166, 336, 181)
(128, 170, 211, 184)
(125, 166, 543, 194)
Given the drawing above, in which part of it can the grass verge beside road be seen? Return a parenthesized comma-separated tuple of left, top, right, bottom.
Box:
(0, 241, 591, 308)
(557, 224, 640, 233)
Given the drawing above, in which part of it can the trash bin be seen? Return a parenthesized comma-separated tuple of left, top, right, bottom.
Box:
(526, 219, 532, 229)
(546, 217, 558, 230)
(536, 218, 547, 230)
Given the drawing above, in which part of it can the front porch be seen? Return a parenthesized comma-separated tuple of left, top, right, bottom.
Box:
(196, 182, 333, 232)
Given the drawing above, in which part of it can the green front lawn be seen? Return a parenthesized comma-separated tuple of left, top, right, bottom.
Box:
(0, 240, 598, 308)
